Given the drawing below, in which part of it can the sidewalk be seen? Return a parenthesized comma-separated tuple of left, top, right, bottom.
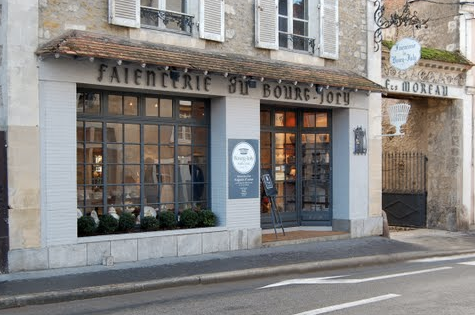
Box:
(1, 228, 475, 309)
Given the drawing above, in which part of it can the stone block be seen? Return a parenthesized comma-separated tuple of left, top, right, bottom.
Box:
(202, 231, 229, 254)
(247, 228, 262, 249)
(229, 229, 247, 250)
(111, 239, 138, 263)
(138, 236, 177, 260)
(102, 256, 114, 266)
(49, 244, 87, 269)
(86, 241, 111, 266)
(177, 234, 202, 256)
(350, 219, 365, 238)
(8, 208, 41, 249)
(364, 216, 383, 236)
(8, 248, 48, 272)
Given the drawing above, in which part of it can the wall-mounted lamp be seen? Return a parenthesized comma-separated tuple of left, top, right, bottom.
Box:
(354, 126, 367, 155)
(170, 70, 180, 81)
(316, 85, 324, 94)
(247, 78, 257, 88)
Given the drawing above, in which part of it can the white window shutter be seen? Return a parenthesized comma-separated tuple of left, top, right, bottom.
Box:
(319, 0, 339, 59)
(199, 0, 225, 42)
(109, 0, 140, 28)
(255, 0, 278, 50)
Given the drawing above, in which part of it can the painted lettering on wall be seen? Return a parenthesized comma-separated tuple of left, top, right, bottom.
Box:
(97, 64, 212, 92)
(227, 79, 350, 105)
(384, 79, 448, 96)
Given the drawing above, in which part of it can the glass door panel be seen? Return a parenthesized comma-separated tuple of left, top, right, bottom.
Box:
(301, 133, 331, 221)
(274, 132, 297, 224)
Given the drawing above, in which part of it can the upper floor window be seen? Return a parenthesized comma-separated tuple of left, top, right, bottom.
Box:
(140, 0, 193, 34)
(255, 0, 339, 59)
(279, 0, 310, 52)
(109, 0, 225, 42)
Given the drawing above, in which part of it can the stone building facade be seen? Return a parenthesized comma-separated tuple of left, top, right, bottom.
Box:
(380, 0, 474, 230)
(0, 0, 384, 273)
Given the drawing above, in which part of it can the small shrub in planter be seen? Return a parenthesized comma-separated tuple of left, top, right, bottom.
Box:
(98, 214, 119, 234)
(77, 216, 97, 236)
(179, 209, 199, 228)
(118, 212, 136, 232)
(159, 211, 177, 229)
(141, 216, 160, 231)
(197, 209, 217, 227)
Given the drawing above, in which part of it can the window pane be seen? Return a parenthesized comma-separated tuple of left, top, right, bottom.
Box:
(85, 122, 102, 142)
(161, 125, 174, 145)
(293, 0, 308, 20)
(84, 93, 101, 114)
(145, 97, 159, 117)
(179, 100, 192, 119)
(192, 101, 206, 121)
(107, 144, 123, 164)
(193, 127, 208, 145)
(261, 110, 271, 126)
(160, 164, 174, 183)
(161, 145, 174, 160)
(293, 20, 307, 36)
(160, 99, 173, 117)
(285, 111, 296, 127)
(107, 123, 123, 143)
(279, 0, 288, 15)
(144, 145, 159, 163)
(303, 113, 315, 127)
(108, 95, 122, 115)
(178, 145, 192, 163)
(107, 164, 123, 185)
(124, 96, 138, 116)
(141, 0, 158, 7)
(124, 165, 140, 184)
(76, 93, 84, 113)
(124, 144, 140, 163)
(124, 124, 140, 143)
(316, 113, 328, 127)
(275, 111, 285, 126)
(77, 121, 84, 142)
(166, 0, 184, 12)
(279, 16, 288, 32)
(144, 125, 159, 144)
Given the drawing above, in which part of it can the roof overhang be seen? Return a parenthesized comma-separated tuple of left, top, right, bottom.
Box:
(36, 30, 384, 93)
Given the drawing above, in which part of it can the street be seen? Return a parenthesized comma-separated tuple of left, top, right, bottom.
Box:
(2, 253, 475, 315)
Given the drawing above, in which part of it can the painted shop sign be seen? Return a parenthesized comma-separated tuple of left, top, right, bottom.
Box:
(228, 139, 259, 199)
(96, 64, 351, 106)
(390, 38, 421, 71)
(384, 78, 449, 97)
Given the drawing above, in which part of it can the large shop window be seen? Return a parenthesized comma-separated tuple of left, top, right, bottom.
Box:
(76, 91, 209, 218)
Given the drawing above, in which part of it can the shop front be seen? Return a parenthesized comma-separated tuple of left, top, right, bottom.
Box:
(7, 30, 384, 272)
(260, 107, 332, 227)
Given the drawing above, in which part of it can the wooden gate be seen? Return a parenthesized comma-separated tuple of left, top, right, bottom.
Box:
(382, 152, 427, 228)
(0, 131, 8, 273)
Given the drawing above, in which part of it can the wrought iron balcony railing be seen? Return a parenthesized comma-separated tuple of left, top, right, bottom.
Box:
(279, 33, 316, 54)
(141, 6, 194, 35)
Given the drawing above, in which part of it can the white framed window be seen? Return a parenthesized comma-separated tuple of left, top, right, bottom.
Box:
(255, 0, 339, 59)
(140, 0, 193, 33)
(278, 0, 310, 52)
(109, 0, 224, 42)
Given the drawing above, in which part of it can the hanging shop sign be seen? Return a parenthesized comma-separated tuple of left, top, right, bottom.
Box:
(390, 38, 421, 71)
(228, 139, 259, 199)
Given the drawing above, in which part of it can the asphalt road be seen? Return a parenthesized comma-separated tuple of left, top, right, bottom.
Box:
(2, 253, 475, 315)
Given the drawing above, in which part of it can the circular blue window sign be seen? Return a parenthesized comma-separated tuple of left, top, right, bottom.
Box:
(390, 38, 421, 71)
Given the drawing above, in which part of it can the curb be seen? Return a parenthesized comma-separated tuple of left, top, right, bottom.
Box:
(1, 249, 474, 310)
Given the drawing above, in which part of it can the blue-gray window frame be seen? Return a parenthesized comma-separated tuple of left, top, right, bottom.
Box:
(76, 89, 210, 218)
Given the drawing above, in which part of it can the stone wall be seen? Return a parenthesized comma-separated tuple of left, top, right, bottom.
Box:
(382, 0, 460, 51)
(382, 97, 465, 230)
(39, 1, 368, 73)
